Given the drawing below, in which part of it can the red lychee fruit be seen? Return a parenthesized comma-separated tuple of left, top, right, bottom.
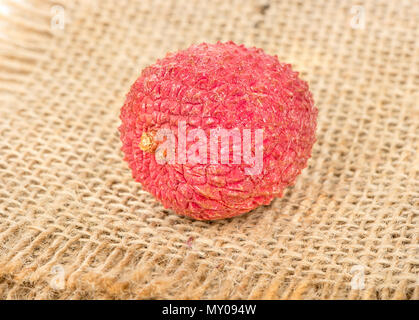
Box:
(120, 41, 317, 220)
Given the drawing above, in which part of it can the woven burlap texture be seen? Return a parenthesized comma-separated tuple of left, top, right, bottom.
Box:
(0, 0, 418, 299)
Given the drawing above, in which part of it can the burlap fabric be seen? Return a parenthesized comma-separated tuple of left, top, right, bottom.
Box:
(0, 0, 418, 300)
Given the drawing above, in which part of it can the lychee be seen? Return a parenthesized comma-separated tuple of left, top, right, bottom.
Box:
(120, 41, 317, 220)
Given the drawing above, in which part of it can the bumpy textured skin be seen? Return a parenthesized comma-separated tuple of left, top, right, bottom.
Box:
(120, 42, 317, 220)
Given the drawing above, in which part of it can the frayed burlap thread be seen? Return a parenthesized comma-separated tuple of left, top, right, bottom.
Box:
(0, 0, 418, 299)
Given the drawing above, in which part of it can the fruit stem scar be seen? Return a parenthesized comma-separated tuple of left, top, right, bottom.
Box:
(139, 132, 157, 153)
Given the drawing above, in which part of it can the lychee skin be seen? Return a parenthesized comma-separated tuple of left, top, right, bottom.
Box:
(120, 42, 317, 220)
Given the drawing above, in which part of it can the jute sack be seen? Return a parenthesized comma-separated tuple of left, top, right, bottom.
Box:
(0, 0, 417, 299)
